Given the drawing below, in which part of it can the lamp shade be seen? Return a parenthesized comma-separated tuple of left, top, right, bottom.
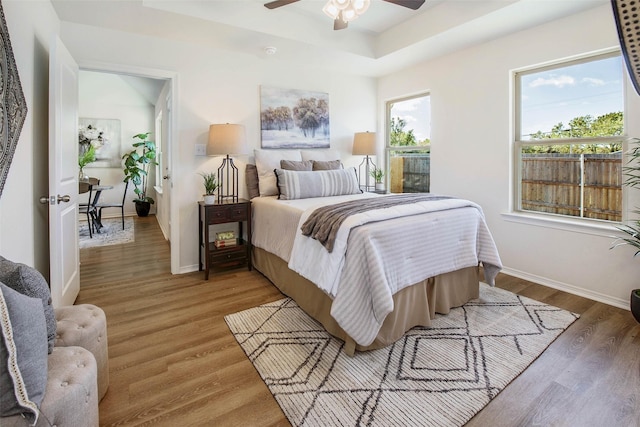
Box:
(207, 124, 247, 156)
(352, 131, 376, 155)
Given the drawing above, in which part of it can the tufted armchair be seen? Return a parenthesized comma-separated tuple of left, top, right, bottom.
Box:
(1, 256, 109, 427)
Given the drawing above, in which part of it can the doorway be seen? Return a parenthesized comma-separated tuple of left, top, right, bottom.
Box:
(76, 64, 178, 273)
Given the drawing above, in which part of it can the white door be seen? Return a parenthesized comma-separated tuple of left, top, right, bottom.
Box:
(47, 36, 80, 308)
(155, 92, 172, 241)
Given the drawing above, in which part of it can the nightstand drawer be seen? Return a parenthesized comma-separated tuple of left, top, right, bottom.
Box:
(210, 247, 248, 269)
(205, 205, 248, 224)
(226, 205, 248, 222)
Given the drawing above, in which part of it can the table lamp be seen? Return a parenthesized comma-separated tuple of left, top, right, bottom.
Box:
(207, 124, 247, 202)
(352, 131, 377, 191)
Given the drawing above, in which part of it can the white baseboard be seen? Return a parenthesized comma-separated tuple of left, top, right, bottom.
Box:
(500, 267, 630, 310)
(180, 264, 200, 274)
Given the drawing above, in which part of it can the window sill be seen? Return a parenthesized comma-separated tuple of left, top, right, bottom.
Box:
(501, 211, 620, 238)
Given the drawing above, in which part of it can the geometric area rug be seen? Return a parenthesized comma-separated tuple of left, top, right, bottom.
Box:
(79, 217, 134, 249)
(225, 283, 579, 427)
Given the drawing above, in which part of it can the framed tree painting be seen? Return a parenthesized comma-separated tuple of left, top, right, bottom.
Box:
(260, 86, 330, 149)
(0, 2, 28, 198)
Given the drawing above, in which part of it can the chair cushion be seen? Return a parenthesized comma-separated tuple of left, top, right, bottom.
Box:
(0, 256, 56, 354)
(0, 282, 48, 425)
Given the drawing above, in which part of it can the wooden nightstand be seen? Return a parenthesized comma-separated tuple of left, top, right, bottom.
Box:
(198, 199, 252, 280)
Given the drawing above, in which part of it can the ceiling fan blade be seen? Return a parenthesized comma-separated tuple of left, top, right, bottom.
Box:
(383, 0, 426, 10)
(264, 0, 300, 9)
(334, 16, 348, 31)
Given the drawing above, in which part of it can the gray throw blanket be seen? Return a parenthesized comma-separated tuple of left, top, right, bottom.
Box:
(301, 193, 453, 252)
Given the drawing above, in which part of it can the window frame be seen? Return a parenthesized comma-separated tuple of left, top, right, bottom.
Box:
(512, 49, 626, 225)
(385, 92, 431, 192)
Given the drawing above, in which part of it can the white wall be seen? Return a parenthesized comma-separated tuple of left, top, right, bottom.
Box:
(0, 1, 59, 277)
(59, 21, 377, 273)
(78, 70, 156, 217)
(378, 5, 640, 308)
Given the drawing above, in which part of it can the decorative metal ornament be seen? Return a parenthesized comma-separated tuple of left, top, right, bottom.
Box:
(0, 1, 28, 198)
(612, 0, 640, 96)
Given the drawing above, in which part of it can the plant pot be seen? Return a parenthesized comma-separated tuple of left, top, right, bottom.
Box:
(135, 200, 151, 217)
(631, 289, 640, 324)
(203, 194, 216, 205)
(375, 183, 385, 191)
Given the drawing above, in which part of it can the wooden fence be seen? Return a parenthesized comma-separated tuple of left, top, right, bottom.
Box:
(389, 153, 621, 221)
(521, 153, 622, 221)
(390, 155, 430, 193)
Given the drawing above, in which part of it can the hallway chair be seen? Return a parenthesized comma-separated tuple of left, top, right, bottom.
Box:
(95, 180, 128, 230)
(78, 181, 97, 238)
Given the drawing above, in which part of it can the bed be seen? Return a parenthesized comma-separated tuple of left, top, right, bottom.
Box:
(247, 149, 502, 355)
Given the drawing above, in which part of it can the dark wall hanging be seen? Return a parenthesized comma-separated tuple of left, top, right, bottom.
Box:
(0, 0, 28, 199)
(612, 0, 640, 96)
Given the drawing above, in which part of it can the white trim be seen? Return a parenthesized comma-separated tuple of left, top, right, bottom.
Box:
(501, 266, 630, 310)
(501, 211, 621, 238)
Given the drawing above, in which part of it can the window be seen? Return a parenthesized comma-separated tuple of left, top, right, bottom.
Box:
(386, 93, 431, 193)
(515, 51, 624, 222)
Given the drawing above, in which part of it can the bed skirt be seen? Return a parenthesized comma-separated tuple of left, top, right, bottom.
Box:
(253, 246, 480, 356)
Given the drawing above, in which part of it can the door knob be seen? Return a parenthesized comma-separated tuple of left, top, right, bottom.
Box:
(39, 195, 70, 205)
(163, 175, 170, 180)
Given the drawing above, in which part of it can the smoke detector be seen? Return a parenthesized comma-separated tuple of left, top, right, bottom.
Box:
(264, 46, 277, 55)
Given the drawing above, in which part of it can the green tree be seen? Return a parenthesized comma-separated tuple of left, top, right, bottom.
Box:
(390, 117, 417, 146)
(527, 111, 623, 153)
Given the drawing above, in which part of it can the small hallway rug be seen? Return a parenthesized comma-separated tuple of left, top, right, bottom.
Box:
(79, 217, 135, 249)
(225, 283, 579, 427)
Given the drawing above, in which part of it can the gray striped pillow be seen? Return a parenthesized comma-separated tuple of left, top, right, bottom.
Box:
(275, 167, 361, 200)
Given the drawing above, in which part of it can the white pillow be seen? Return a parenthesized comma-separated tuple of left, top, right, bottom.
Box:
(300, 149, 341, 162)
(275, 167, 361, 200)
(254, 149, 302, 196)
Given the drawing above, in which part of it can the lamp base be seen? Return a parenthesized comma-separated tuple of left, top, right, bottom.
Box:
(358, 155, 376, 192)
(217, 155, 240, 203)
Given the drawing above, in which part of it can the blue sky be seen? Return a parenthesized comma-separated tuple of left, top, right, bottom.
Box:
(520, 55, 624, 138)
(389, 55, 623, 143)
(389, 95, 431, 142)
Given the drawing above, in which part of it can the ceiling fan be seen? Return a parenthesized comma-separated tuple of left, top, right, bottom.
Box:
(264, 0, 426, 31)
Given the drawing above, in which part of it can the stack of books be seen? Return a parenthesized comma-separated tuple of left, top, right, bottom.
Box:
(214, 230, 237, 248)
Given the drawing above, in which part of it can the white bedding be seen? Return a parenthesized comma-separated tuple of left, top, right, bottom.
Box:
(251, 193, 381, 262)
(251, 193, 503, 346)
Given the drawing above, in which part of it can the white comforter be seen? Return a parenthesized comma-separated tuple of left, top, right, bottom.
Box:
(252, 193, 503, 346)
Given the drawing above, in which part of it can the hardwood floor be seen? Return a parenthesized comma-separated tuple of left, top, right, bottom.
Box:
(80, 216, 640, 426)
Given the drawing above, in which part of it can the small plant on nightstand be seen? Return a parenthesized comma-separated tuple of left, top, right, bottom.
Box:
(200, 172, 218, 204)
(370, 167, 385, 191)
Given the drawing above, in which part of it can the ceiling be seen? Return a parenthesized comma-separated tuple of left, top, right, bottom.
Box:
(52, 0, 608, 77)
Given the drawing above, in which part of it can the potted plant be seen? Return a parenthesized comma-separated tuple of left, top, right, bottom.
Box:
(611, 137, 640, 323)
(200, 172, 218, 204)
(78, 145, 96, 182)
(122, 132, 158, 217)
(370, 167, 385, 191)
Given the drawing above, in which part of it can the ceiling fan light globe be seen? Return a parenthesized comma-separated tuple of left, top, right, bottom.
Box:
(333, 0, 350, 10)
(353, 0, 370, 15)
(342, 6, 358, 22)
(322, 1, 340, 19)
